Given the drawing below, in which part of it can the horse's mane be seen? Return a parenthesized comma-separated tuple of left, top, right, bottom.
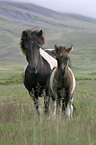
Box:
(20, 29, 45, 55)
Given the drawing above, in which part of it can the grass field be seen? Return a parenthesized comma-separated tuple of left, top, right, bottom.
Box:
(0, 70, 96, 145)
(0, 1, 96, 145)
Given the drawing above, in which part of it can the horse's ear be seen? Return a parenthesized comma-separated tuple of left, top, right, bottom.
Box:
(54, 45, 59, 54)
(22, 31, 28, 37)
(38, 30, 43, 36)
(66, 45, 73, 53)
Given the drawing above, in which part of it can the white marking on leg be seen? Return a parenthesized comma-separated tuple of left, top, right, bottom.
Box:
(70, 104, 73, 118)
(65, 103, 70, 118)
(54, 100, 56, 118)
(69, 98, 74, 118)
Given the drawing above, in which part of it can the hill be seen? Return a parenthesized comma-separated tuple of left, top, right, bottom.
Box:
(0, 1, 96, 73)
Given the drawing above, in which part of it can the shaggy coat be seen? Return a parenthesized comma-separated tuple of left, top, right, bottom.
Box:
(20, 29, 51, 114)
(50, 45, 76, 118)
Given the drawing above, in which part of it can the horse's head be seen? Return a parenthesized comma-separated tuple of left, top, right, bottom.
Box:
(20, 29, 45, 73)
(54, 45, 73, 77)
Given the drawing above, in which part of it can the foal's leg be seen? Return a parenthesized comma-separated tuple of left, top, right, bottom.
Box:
(70, 97, 76, 117)
(56, 98, 62, 116)
(57, 88, 62, 115)
(62, 89, 71, 118)
(30, 89, 41, 115)
(69, 97, 74, 118)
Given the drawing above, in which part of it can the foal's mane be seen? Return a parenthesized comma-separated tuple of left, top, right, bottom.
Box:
(20, 29, 45, 55)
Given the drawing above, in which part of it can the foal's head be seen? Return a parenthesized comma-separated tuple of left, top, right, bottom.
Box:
(20, 29, 45, 73)
(54, 45, 73, 77)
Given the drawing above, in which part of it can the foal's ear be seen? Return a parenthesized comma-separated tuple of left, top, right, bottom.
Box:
(66, 45, 73, 53)
(38, 30, 43, 36)
(54, 45, 60, 54)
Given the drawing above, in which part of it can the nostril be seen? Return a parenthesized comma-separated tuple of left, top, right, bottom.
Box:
(29, 65, 38, 73)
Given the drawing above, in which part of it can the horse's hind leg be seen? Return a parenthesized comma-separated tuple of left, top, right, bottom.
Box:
(72, 102, 76, 116)
(44, 95, 50, 114)
(50, 98, 56, 118)
(30, 90, 41, 115)
(70, 96, 76, 118)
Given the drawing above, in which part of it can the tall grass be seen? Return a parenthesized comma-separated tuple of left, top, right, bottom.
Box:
(0, 74, 96, 145)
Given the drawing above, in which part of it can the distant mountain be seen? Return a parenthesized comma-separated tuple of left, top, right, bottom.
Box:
(0, 1, 96, 73)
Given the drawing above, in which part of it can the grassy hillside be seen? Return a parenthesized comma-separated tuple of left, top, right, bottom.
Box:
(0, 1, 96, 74)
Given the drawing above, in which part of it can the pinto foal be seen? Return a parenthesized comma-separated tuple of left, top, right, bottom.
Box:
(50, 45, 76, 118)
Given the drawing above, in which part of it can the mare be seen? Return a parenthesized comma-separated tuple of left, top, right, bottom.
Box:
(20, 29, 51, 114)
(50, 45, 76, 118)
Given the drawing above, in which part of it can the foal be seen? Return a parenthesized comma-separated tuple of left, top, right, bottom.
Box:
(50, 45, 76, 118)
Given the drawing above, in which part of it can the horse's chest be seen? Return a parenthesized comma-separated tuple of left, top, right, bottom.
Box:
(24, 67, 49, 90)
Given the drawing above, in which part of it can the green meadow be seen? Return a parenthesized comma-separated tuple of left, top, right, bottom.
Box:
(0, 70, 96, 145)
(0, 1, 96, 145)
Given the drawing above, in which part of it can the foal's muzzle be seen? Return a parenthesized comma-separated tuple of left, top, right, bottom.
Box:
(61, 68, 67, 77)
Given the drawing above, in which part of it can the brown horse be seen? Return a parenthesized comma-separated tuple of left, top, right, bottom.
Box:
(20, 29, 51, 114)
(50, 45, 76, 118)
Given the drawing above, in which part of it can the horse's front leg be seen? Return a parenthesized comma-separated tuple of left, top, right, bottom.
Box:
(30, 90, 41, 115)
(44, 87, 50, 114)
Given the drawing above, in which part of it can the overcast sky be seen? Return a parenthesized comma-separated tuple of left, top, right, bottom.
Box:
(3, 0, 96, 19)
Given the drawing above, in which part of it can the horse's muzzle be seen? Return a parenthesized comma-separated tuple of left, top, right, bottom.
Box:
(29, 65, 38, 74)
